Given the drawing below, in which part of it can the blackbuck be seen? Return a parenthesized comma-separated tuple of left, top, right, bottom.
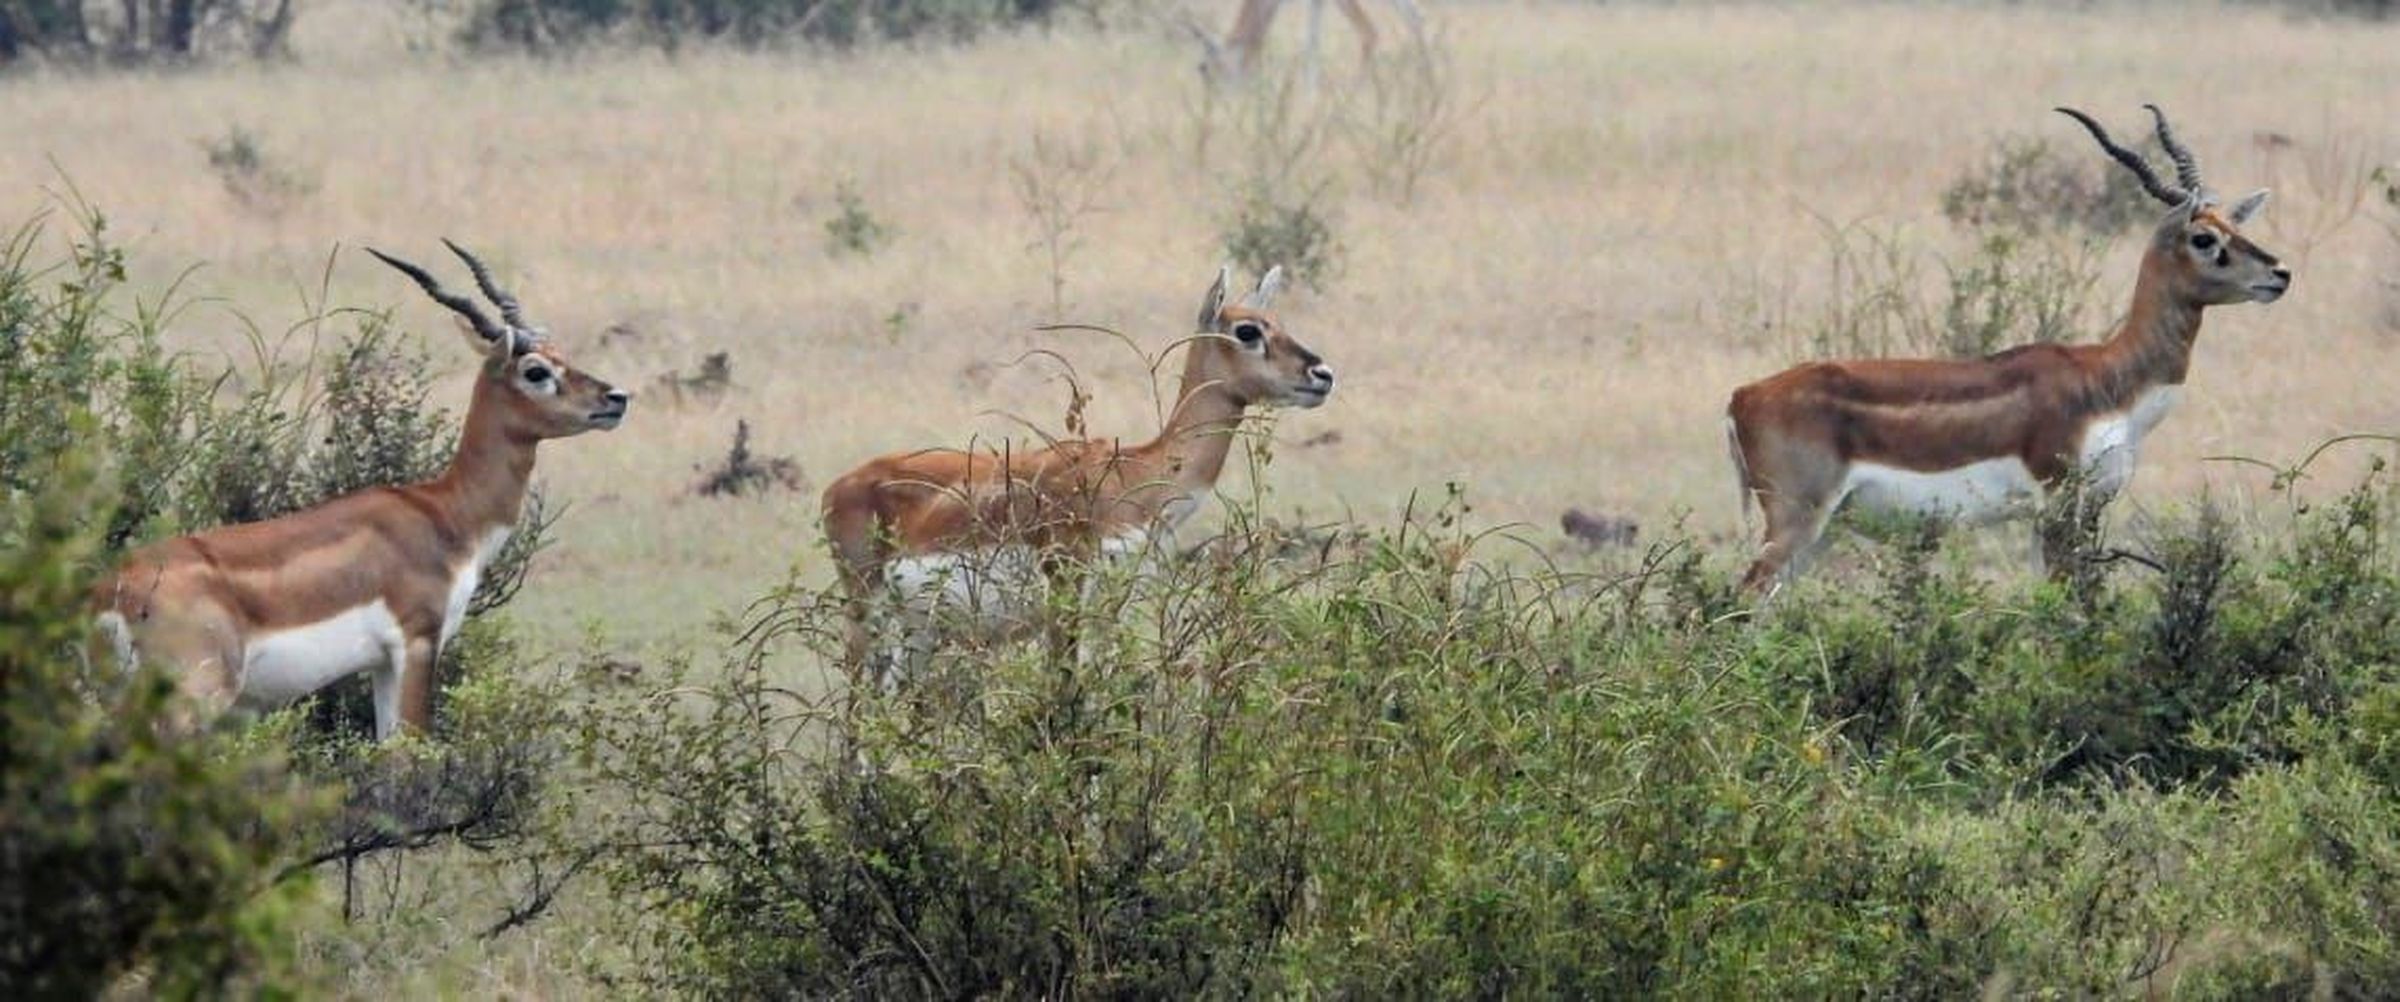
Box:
(1192, 0, 1424, 85)
(93, 243, 631, 738)
(821, 266, 1335, 680)
(1726, 105, 2292, 596)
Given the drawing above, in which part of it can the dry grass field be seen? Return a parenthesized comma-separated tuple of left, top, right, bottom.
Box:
(8, 1, 2400, 991)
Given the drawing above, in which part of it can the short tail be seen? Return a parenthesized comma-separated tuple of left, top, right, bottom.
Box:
(1724, 414, 1755, 537)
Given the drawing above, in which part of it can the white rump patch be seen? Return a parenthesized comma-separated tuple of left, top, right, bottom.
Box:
(239, 602, 405, 709)
(1841, 457, 2043, 524)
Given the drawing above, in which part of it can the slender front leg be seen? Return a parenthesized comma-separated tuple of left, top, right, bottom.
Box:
(373, 634, 439, 740)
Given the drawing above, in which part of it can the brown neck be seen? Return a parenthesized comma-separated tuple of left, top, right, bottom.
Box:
(1139, 348, 1250, 493)
(428, 375, 538, 535)
(2090, 250, 2205, 402)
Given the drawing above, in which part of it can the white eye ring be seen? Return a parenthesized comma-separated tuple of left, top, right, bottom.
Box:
(524, 365, 552, 383)
(1232, 322, 1265, 345)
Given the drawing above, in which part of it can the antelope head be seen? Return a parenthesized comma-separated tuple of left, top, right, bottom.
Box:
(1191, 265, 1337, 409)
(368, 240, 632, 439)
(2059, 104, 2293, 306)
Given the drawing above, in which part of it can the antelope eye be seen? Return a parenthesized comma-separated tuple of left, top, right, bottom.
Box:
(2190, 232, 2219, 251)
(524, 365, 553, 383)
(1232, 322, 1264, 344)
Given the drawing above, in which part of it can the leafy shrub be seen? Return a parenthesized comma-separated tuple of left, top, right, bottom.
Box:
(1781, 221, 2106, 361)
(0, 194, 600, 988)
(1222, 180, 1341, 292)
(1941, 135, 2157, 237)
(464, 0, 1096, 51)
(0, 332, 320, 1000)
(571, 446, 2400, 996)
(1938, 230, 2104, 357)
(0, 0, 298, 66)
(823, 179, 892, 258)
(200, 125, 315, 218)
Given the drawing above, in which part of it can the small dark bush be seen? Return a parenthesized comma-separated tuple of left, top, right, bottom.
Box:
(1941, 136, 2157, 237)
(465, 0, 1097, 51)
(823, 179, 892, 258)
(1222, 180, 1341, 292)
(693, 418, 806, 497)
(0, 0, 297, 66)
(200, 125, 314, 218)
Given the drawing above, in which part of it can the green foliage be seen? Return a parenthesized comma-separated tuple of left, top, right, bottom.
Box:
(0, 194, 600, 990)
(0, 390, 323, 999)
(0, 0, 297, 66)
(1784, 220, 2106, 361)
(1937, 230, 2105, 358)
(573, 453, 2400, 995)
(200, 125, 316, 219)
(1941, 135, 2158, 237)
(1222, 180, 1341, 293)
(0, 204, 210, 551)
(823, 179, 892, 259)
(464, 0, 1098, 51)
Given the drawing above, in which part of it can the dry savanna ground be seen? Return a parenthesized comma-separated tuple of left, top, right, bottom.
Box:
(9, 0, 2400, 992)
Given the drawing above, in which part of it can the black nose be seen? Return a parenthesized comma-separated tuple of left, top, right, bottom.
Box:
(604, 388, 631, 406)
(1308, 364, 1335, 385)
(2271, 267, 2292, 283)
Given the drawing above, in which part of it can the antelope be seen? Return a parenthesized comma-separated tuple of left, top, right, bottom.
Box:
(1725, 105, 2292, 596)
(820, 265, 1335, 681)
(1193, 0, 1425, 85)
(92, 242, 631, 738)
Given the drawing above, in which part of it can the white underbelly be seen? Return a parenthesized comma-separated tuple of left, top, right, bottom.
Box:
(885, 546, 1050, 632)
(1841, 458, 2043, 524)
(882, 521, 1183, 634)
(238, 602, 403, 707)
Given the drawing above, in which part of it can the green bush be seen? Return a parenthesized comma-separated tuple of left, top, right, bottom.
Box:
(572, 452, 2400, 996)
(1782, 221, 2105, 361)
(1221, 180, 1341, 293)
(465, 0, 1098, 51)
(0, 376, 322, 1000)
(0, 0, 298, 66)
(0, 198, 581, 990)
(1941, 135, 2157, 237)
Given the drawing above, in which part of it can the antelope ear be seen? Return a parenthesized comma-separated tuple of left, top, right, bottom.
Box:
(1196, 265, 1230, 331)
(2227, 188, 2271, 225)
(1244, 265, 1286, 310)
